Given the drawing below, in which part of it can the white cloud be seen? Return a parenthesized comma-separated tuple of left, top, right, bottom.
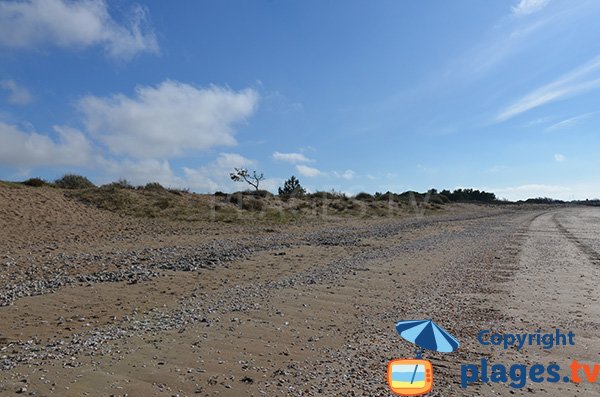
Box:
(0, 79, 266, 192)
(332, 169, 356, 180)
(0, 80, 33, 105)
(100, 158, 183, 187)
(296, 164, 322, 178)
(491, 183, 600, 201)
(554, 153, 566, 162)
(295, 166, 357, 180)
(277, 160, 358, 181)
(496, 55, 600, 122)
(546, 112, 594, 131)
(0, 0, 158, 60)
(78, 80, 259, 159)
(512, 0, 550, 16)
(272, 151, 312, 163)
(342, 170, 355, 180)
(183, 153, 256, 192)
(182, 152, 280, 193)
(0, 122, 94, 168)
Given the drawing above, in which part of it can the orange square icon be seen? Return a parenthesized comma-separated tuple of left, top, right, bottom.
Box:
(387, 359, 433, 396)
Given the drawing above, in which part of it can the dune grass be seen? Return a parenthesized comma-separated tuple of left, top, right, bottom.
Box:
(1, 175, 447, 223)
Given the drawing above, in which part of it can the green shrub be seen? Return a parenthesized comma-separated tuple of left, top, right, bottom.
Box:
(398, 191, 421, 201)
(429, 195, 446, 205)
(242, 198, 264, 211)
(229, 190, 272, 202)
(22, 177, 48, 187)
(437, 194, 450, 203)
(54, 174, 95, 189)
(144, 182, 165, 191)
(308, 190, 346, 200)
(228, 193, 266, 211)
(243, 189, 272, 198)
(354, 192, 373, 201)
(167, 187, 190, 195)
(307, 191, 329, 199)
(375, 191, 398, 201)
(102, 179, 134, 190)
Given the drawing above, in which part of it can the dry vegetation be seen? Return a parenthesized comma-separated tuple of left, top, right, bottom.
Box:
(4, 175, 446, 224)
(66, 185, 445, 223)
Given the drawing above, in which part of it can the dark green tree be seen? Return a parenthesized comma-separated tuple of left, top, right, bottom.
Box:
(278, 175, 306, 196)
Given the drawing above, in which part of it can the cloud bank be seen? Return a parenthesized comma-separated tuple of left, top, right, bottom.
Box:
(0, 80, 264, 192)
(272, 151, 312, 163)
(496, 54, 600, 122)
(78, 80, 259, 159)
(296, 165, 322, 177)
(0, 122, 94, 168)
(0, 0, 158, 59)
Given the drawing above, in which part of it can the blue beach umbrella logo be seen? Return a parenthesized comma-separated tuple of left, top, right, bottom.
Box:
(388, 320, 460, 396)
(395, 319, 460, 356)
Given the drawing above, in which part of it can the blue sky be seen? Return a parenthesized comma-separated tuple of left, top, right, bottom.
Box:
(1, 0, 600, 200)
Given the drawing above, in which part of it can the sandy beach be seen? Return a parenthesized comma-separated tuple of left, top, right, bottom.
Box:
(1, 185, 598, 396)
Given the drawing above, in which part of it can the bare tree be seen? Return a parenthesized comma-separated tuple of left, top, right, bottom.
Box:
(230, 168, 265, 191)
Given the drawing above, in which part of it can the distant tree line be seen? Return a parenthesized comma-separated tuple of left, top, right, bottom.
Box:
(17, 172, 501, 204)
(522, 197, 564, 204)
(439, 188, 497, 203)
